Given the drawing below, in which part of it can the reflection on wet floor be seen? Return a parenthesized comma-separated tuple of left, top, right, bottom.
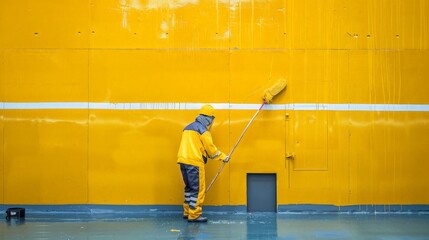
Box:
(1, 212, 429, 239)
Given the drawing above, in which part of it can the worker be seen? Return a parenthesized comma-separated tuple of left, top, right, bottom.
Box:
(177, 104, 229, 223)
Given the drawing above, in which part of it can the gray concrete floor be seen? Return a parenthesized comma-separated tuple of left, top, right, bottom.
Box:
(1, 212, 429, 239)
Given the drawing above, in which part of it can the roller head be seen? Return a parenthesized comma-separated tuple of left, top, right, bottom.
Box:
(262, 78, 287, 103)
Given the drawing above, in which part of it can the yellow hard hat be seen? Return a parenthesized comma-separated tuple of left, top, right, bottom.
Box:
(199, 104, 215, 117)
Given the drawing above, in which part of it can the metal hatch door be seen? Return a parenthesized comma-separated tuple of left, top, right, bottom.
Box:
(247, 173, 277, 212)
(286, 111, 329, 189)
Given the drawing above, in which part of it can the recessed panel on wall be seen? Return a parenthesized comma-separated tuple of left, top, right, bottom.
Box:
(289, 110, 328, 171)
(285, 110, 331, 204)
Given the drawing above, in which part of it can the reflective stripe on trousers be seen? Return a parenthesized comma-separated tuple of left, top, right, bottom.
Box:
(180, 163, 205, 220)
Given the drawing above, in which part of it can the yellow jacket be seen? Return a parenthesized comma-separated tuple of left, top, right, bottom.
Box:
(177, 120, 226, 167)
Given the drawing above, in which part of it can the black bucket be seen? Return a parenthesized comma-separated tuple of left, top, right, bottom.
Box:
(6, 208, 25, 221)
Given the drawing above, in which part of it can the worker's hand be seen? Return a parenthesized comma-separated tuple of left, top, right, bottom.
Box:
(223, 155, 230, 163)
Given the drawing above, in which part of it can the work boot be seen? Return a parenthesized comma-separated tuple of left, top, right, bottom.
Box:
(183, 215, 188, 219)
(188, 216, 208, 223)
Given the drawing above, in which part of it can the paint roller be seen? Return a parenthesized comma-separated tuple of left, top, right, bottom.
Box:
(206, 78, 287, 193)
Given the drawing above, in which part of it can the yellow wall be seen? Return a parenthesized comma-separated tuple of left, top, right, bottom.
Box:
(0, 0, 428, 206)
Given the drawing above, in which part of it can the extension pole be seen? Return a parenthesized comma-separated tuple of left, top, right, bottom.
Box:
(205, 102, 266, 193)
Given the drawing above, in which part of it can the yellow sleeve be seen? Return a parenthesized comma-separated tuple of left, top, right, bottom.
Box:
(200, 131, 227, 161)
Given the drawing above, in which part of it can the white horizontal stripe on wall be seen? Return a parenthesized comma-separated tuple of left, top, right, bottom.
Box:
(2, 102, 429, 112)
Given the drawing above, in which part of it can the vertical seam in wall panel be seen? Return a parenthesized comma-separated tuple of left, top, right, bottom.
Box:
(251, 0, 254, 49)
(326, 111, 329, 171)
(324, 51, 329, 174)
(412, 0, 416, 48)
(419, 0, 422, 48)
(2, 117, 3, 205)
(1, 51, 4, 205)
(228, 17, 231, 204)
(87, 48, 90, 205)
(87, 0, 93, 206)
(1, 102, 3, 204)
(216, 0, 219, 37)
(347, 50, 351, 204)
